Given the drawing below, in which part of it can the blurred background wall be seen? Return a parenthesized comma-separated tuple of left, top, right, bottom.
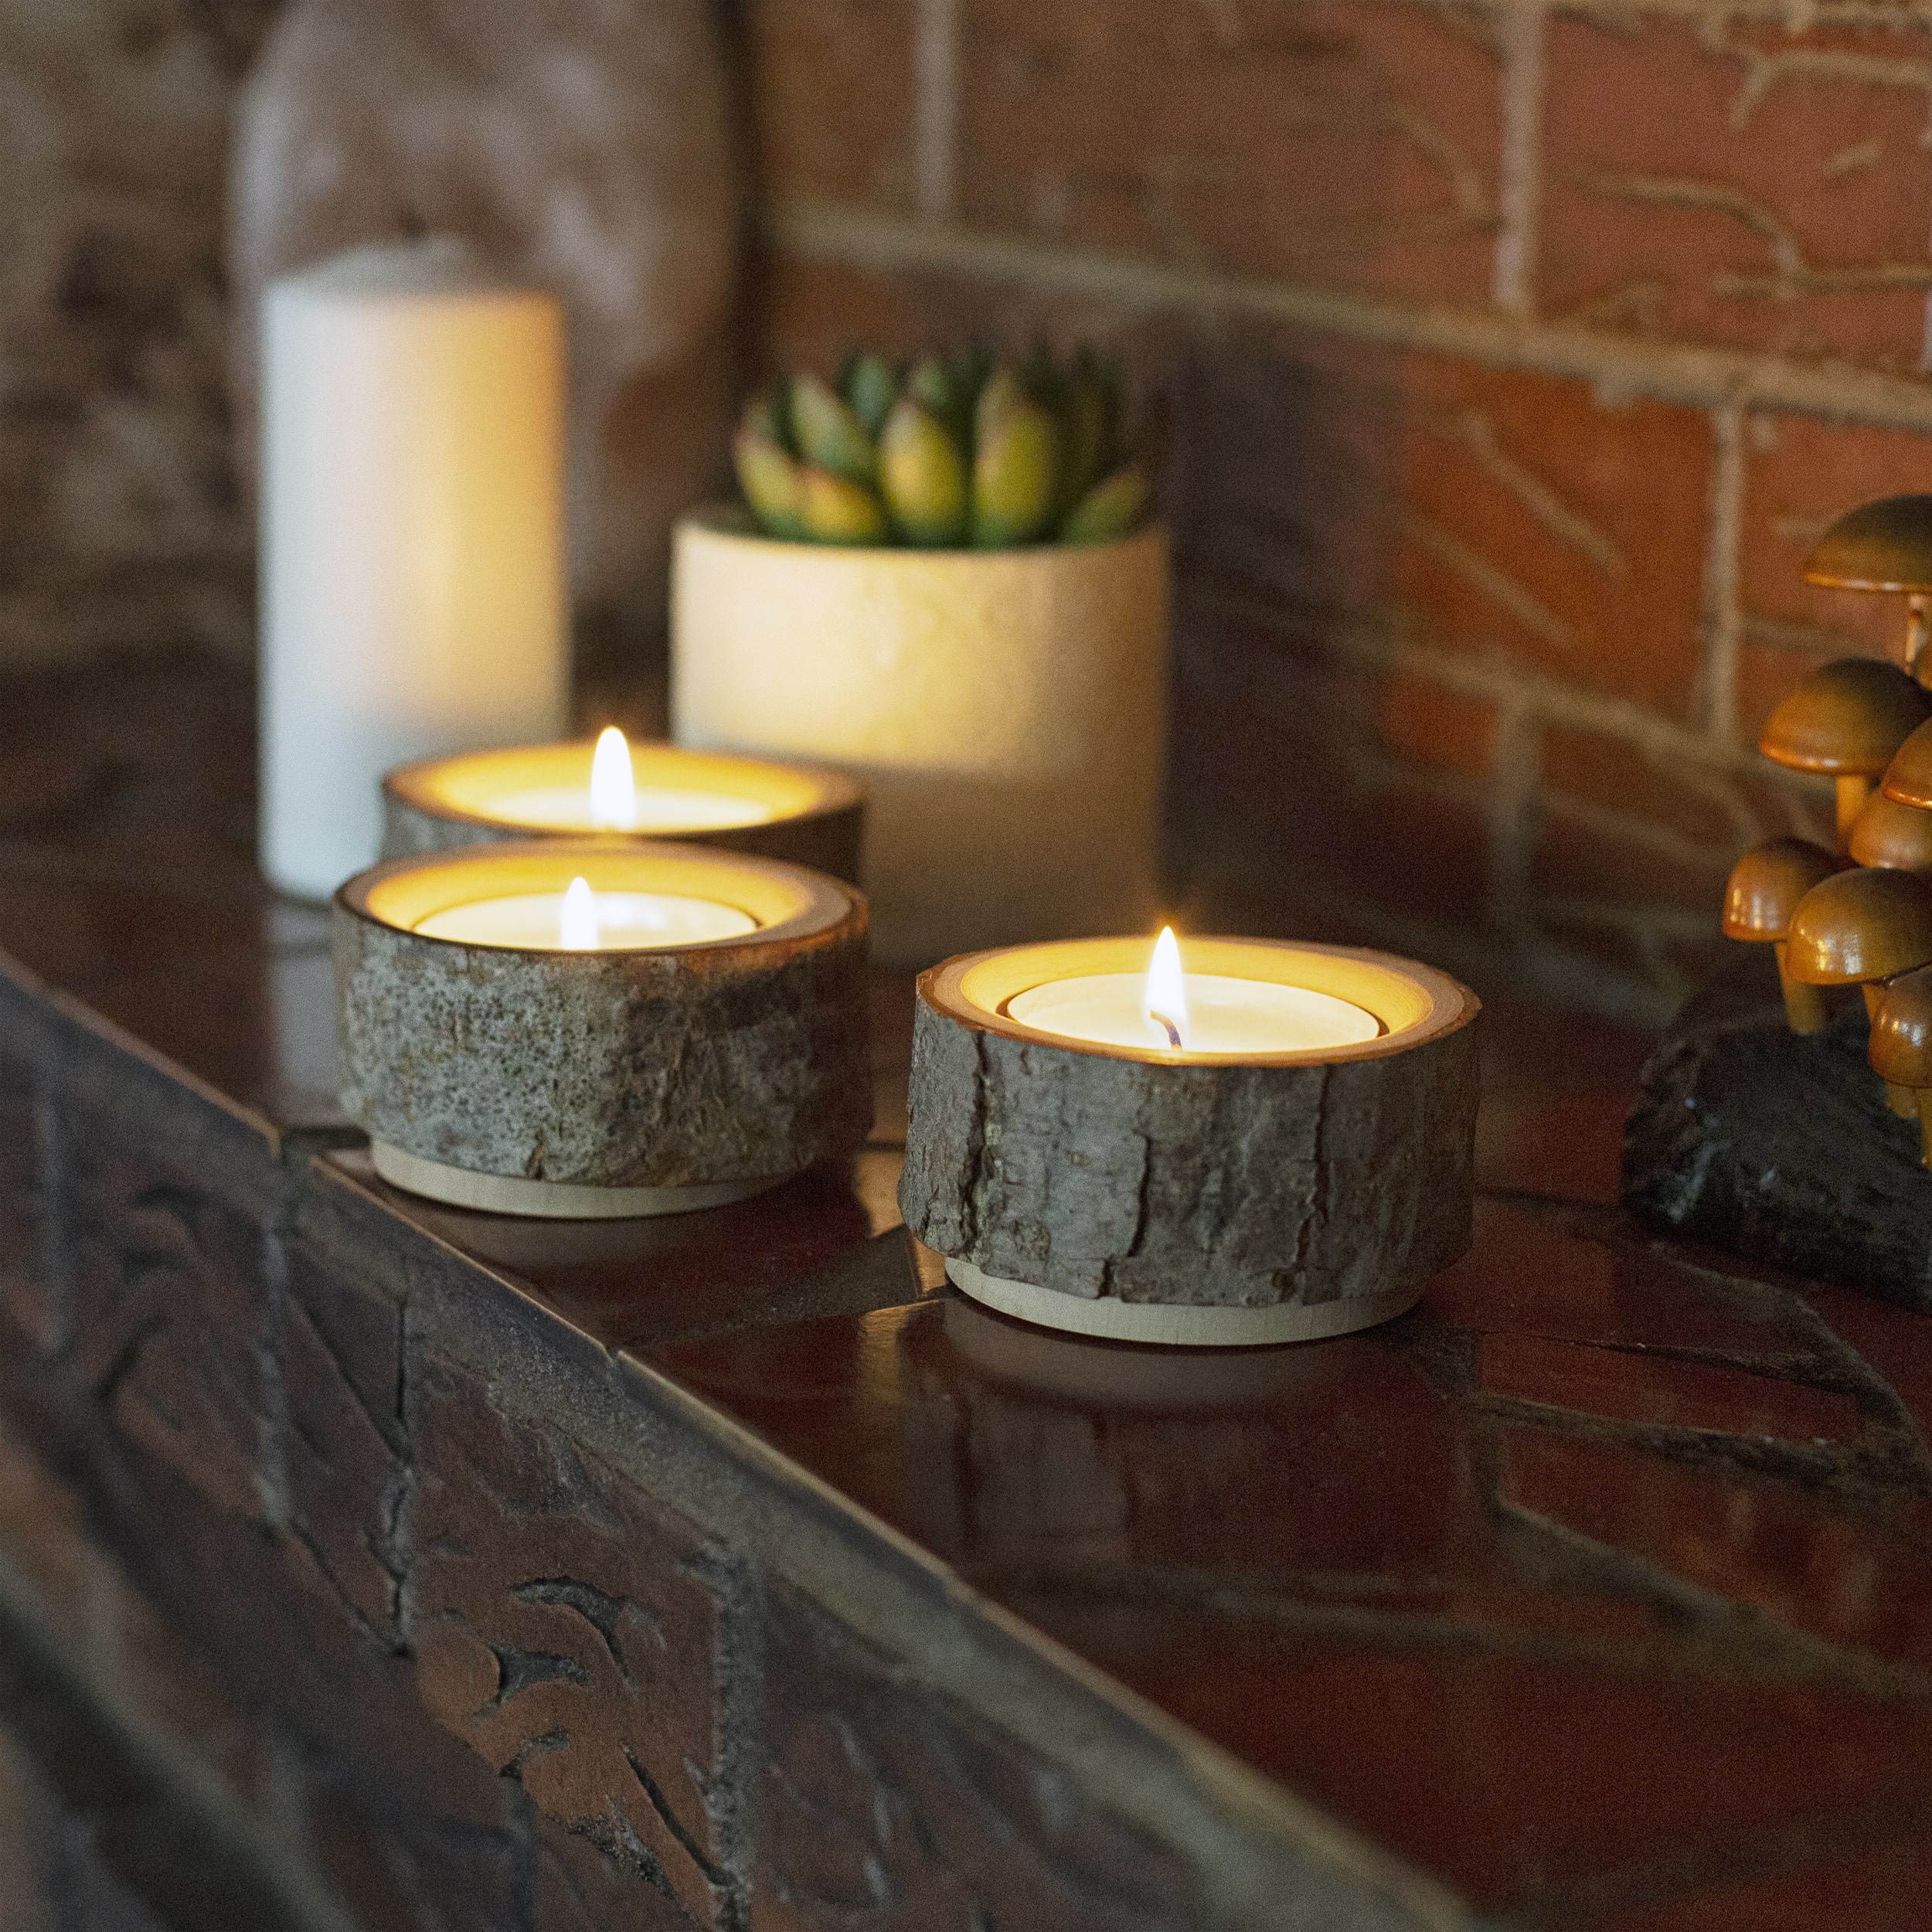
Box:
(0, 2, 273, 669)
(5, 0, 1931, 1020)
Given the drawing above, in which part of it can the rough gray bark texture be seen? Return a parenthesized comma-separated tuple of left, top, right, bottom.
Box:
(336, 906, 870, 1187)
(379, 790, 866, 889)
(900, 1002, 1479, 1309)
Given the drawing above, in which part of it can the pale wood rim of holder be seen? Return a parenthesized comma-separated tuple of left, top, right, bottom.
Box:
(947, 1259, 1428, 1348)
(382, 740, 862, 840)
(925, 936, 1477, 1066)
(369, 1143, 781, 1221)
(338, 838, 860, 954)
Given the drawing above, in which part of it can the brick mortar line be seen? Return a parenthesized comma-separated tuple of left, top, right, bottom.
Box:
(1187, 841, 1689, 1019)
(1539, 787, 1740, 871)
(1190, 597, 1827, 907)
(1189, 581, 1809, 782)
(1533, 893, 1715, 937)
(1699, 403, 1747, 740)
(769, 202, 1932, 430)
(1491, 0, 1544, 317)
(913, 0, 957, 221)
(1549, 0, 1932, 28)
(1440, 0, 1932, 25)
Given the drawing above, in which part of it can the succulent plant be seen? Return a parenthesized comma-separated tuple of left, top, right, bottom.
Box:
(732, 345, 1152, 549)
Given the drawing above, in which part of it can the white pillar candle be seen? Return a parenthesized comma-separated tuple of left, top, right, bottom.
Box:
(260, 237, 568, 901)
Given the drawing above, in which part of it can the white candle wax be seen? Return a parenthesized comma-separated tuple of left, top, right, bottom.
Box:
(479, 784, 775, 835)
(260, 237, 567, 900)
(1006, 972, 1381, 1056)
(415, 886, 757, 951)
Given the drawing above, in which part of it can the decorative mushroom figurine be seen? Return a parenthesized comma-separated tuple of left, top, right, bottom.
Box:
(1881, 713, 1932, 815)
(1804, 494, 1932, 680)
(1723, 838, 1841, 1033)
(1787, 866, 1932, 1114)
(1848, 790, 1932, 873)
(1870, 965, 1932, 1167)
(1760, 659, 1932, 849)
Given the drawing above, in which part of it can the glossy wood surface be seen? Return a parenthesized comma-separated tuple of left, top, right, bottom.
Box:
(12, 655, 1932, 1927)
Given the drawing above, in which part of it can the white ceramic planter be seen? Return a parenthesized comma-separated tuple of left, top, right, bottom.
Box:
(670, 509, 1168, 964)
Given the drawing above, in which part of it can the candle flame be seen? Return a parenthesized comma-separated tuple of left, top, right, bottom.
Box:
(1145, 926, 1189, 1049)
(560, 876, 598, 951)
(589, 726, 638, 831)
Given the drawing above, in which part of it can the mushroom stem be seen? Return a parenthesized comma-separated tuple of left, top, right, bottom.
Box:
(1837, 774, 1874, 846)
(1918, 1089, 1932, 1169)
(1773, 943, 1827, 1034)
(1862, 984, 1920, 1112)
(1911, 595, 1930, 682)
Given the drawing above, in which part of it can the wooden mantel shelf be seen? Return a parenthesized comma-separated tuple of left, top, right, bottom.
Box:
(2, 654, 1930, 1931)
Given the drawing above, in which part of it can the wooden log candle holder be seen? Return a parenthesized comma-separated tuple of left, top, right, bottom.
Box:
(335, 839, 870, 1218)
(899, 937, 1481, 1346)
(381, 737, 864, 884)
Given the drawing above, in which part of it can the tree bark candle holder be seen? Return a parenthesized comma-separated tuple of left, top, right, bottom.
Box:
(900, 937, 1480, 1346)
(381, 734, 864, 884)
(335, 839, 870, 1218)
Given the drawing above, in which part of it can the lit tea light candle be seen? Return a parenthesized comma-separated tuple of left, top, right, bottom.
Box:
(335, 840, 872, 1219)
(488, 726, 774, 835)
(413, 869, 758, 951)
(1005, 926, 1382, 1056)
(380, 733, 865, 883)
(900, 933, 1480, 1347)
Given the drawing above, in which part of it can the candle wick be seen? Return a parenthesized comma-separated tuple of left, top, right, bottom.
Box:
(1149, 1009, 1183, 1050)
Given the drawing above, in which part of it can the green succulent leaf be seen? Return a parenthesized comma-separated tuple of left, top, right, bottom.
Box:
(879, 398, 970, 546)
(791, 373, 877, 485)
(733, 428, 806, 539)
(734, 345, 1147, 546)
(905, 357, 968, 449)
(740, 386, 792, 453)
(1017, 338, 1069, 413)
(973, 366, 1027, 442)
(1060, 462, 1150, 545)
(800, 464, 889, 545)
(842, 352, 901, 439)
(951, 345, 995, 420)
(973, 381, 1063, 547)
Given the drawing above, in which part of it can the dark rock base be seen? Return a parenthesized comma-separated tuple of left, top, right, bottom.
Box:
(1623, 960, 1932, 1312)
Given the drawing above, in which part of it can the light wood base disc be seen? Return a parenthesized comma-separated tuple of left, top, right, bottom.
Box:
(370, 1141, 783, 1221)
(946, 1258, 1427, 1348)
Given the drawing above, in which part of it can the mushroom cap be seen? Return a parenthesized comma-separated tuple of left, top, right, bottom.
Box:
(1723, 837, 1841, 940)
(1803, 495, 1932, 592)
(1759, 658, 1932, 775)
(1848, 791, 1932, 872)
(1787, 866, 1932, 985)
(1881, 715, 1932, 810)
(1870, 964, 1932, 1086)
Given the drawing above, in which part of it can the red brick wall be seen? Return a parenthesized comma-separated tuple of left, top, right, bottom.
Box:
(740, 0, 1932, 1020)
